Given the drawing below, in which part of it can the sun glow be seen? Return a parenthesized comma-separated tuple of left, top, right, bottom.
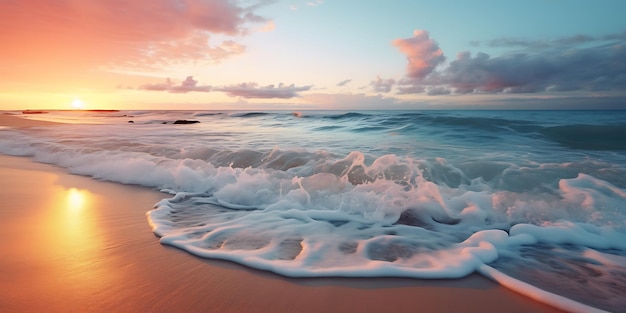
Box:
(67, 188, 87, 212)
(72, 99, 84, 109)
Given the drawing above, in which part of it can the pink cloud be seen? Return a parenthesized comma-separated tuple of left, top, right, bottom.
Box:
(0, 0, 267, 72)
(392, 30, 446, 81)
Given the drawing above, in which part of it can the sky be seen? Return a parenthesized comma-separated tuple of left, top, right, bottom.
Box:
(1, 0, 626, 110)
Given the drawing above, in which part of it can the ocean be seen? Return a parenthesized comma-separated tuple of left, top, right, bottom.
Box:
(1, 109, 625, 312)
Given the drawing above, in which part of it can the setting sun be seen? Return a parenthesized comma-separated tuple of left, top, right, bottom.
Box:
(72, 99, 84, 109)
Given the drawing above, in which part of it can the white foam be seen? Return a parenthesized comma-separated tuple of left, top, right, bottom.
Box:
(478, 264, 609, 313)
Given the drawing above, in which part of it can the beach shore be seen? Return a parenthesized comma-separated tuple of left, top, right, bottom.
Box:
(0, 115, 562, 312)
(0, 113, 62, 127)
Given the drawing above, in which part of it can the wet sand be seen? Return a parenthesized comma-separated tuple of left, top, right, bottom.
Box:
(0, 115, 562, 312)
(0, 113, 61, 127)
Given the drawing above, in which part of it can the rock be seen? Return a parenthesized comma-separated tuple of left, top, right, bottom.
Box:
(173, 120, 200, 124)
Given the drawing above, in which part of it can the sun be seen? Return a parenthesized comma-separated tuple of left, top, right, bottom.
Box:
(72, 99, 84, 109)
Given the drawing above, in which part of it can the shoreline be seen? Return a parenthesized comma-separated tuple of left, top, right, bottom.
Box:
(0, 154, 562, 312)
(0, 114, 563, 312)
(0, 113, 63, 127)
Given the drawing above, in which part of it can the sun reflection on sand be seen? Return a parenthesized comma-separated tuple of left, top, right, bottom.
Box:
(67, 188, 86, 212)
(59, 187, 95, 248)
(41, 186, 119, 293)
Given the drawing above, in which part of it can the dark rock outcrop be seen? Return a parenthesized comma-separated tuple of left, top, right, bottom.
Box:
(173, 120, 200, 124)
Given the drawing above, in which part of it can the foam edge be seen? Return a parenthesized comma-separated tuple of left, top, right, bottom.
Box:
(477, 264, 609, 313)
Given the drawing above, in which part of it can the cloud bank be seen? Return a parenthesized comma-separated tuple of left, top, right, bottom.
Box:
(140, 76, 211, 93)
(0, 0, 267, 71)
(139, 78, 311, 99)
(393, 30, 626, 96)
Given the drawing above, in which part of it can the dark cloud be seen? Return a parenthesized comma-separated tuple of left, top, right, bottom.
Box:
(394, 31, 626, 96)
(488, 38, 553, 49)
(437, 44, 626, 94)
(486, 31, 626, 50)
(604, 31, 626, 41)
(217, 83, 312, 98)
(370, 76, 396, 93)
(139, 76, 211, 93)
(336, 79, 352, 87)
(396, 81, 424, 94)
(426, 86, 451, 96)
(487, 35, 595, 50)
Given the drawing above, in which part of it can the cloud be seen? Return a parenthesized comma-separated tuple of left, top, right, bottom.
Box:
(370, 76, 396, 93)
(392, 30, 446, 81)
(258, 20, 276, 32)
(426, 86, 451, 96)
(336, 79, 352, 87)
(396, 82, 424, 94)
(394, 31, 626, 96)
(140, 76, 211, 93)
(137, 78, 311, 98)
(139, 79, 174, 92)
(217, 83, 312, 98)
(306, 0, 324, 7)
(0, 0, 268, 73)
(485, 32, 626, 50)
(438, 44, 626, 94)
(135, 34, 246, 67)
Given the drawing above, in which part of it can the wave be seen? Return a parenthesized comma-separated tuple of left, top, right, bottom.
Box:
(541, 124, 626, 150)
(275, 111, 541, 137)
(321, 112, 372, 120)
(312, 125, 345, 131)
(290, 111, 626, 152)
(192, 112, 223, 117)
(229, 112, 272, 118)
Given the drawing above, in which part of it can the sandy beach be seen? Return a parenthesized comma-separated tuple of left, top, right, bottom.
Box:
(0, 115, 562, 312)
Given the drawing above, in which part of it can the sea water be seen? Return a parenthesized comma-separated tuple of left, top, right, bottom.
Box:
(1, 109, 625, 312)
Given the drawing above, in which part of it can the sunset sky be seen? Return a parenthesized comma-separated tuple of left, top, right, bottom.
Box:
(1, 0, 626, 110)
